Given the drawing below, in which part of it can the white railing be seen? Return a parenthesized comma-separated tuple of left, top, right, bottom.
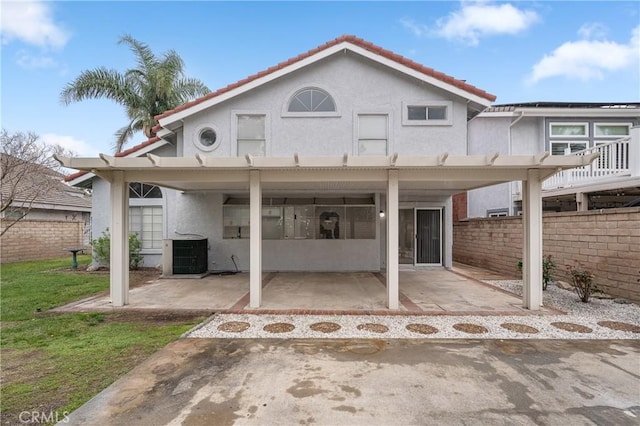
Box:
(543, 136, 631, 190)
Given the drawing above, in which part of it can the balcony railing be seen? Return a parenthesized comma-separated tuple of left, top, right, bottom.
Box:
(543, 136, 631, 190)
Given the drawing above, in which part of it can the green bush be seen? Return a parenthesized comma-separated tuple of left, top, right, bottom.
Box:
(91, 229, 144, 270)
(516, 255, 556, 290)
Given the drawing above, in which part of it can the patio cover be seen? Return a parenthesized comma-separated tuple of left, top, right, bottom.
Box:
(56, 151, 598, 311)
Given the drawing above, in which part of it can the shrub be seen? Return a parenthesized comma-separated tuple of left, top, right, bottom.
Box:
(91, 228, 144, 270)
(516, 255, 556, 290)
(567, 262, 597, 303)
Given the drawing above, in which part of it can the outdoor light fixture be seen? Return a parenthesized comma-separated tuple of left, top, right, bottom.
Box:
(379, 210, 385, 218)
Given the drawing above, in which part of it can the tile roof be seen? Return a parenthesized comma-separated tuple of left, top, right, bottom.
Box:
(155, 34, 496, 121)
(64, 136, 161, 182)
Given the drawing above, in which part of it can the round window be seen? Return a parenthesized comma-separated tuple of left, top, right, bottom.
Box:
(193, 125, 220, 152)
(199, 128, 217, 147)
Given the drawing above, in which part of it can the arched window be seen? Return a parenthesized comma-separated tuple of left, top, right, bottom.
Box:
(128, 183, 163, 251)
(129, 183, 162, 198)
(288, 88, 336, 113)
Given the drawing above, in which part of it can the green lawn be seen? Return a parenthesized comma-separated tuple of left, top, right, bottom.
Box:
(1, 257, 204, 425)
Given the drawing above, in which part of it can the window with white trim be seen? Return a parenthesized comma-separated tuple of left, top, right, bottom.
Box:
(193, 124, 221, 152)
(288, 88, 336, 113)
(548, 122, 589, 155)
(402, 101, 452, 125)
(487, 209, 508, 218)
(358, 114, 388, 155)
(129, 183, 163, 251)
(594, 123, 631, 137)
(237, 114, 266, 156)
(549, 123, 588, 137)
(129, 206, 163, 250)
(550, 141, 588, 156)
(129, 183, 162, 198)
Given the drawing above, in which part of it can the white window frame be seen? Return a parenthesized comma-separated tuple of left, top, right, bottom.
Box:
(354, 111, 392, 155)
(487, 209, 508, 218)
(402, 101, 452, 126)
(232, 110, 270, 157)
(192, 123, 221, 152)
(129, 184, 164, 254)
(594, 122, 632, 138)
(549, 122, 589, 138)
(129, 204, 164, 253)
(281, 85, 340, 118)
(550, 141, 588, 156)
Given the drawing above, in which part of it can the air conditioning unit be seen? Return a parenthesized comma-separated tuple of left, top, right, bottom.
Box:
(164, 239, 208, 275)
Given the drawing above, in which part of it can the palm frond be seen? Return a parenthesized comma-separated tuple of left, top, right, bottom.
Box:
(60, 68, 134, 106)
(113, 120, 141, 153)
(118, 34, 158, 75)
(63, 35, 210, 153)
(172, 78, 211, 104)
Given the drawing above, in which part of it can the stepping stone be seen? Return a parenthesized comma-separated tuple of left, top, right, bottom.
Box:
(217, 321, 250, 332)
(310, 322, 341, 333)
(263, 322, 295, 333)
(453, 323, 488, 334)
(551, 322, 592, 333)
(406, 323, 438, 335)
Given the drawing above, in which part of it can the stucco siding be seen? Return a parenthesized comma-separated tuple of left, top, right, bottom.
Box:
(511, 117, 543, 155)
(467, 183, 511, 218)
(181, 52, 468, 159)
(467, 116, 512, 217)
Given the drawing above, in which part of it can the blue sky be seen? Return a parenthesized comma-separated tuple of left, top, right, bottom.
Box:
(2, 1, 639, 156)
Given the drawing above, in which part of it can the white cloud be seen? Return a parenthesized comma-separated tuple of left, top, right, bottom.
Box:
(16, 50, 57, 69)
(42, 134, 99, 157)
(432, 1, 539, 46)
(528, 25, 640, 83)
(577, 22, 608, 40)
(400, 18, 429, 38)
(1, 1, 70, 49)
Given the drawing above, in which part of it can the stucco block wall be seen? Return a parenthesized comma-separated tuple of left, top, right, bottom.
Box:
(453, 207, 640, 302)
(1, 219, 84, 263)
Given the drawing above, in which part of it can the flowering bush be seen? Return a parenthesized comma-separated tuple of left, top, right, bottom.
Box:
(567, 262, 597, 303)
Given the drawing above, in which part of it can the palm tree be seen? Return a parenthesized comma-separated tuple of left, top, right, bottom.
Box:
(61, 35, 210, 153)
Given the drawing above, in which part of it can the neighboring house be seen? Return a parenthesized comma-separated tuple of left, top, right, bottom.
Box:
(1, 153, 92, 262)
(466, 102, 640, 218)
(1, 153, 92, 225)
(63, 36, 593, 310)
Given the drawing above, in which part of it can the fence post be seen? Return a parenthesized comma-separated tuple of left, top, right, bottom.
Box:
(630, 126, 640, 177)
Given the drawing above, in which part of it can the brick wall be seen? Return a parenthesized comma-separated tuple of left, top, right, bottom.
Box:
(453, 207, 640, 302)
(1, 219, 85, 263)
(452, 192, 467, 222)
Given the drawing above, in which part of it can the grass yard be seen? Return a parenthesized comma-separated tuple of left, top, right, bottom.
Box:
(0, 257, 205, 425)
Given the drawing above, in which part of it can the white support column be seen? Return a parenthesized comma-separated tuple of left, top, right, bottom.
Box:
(386, 170, 399, 310)
(110, 171, 129, 306)
(249, 170, 262, 308)
(630, 126, 640, 177)
(522, 169, 543, 310)
(576, 192, 589, 212)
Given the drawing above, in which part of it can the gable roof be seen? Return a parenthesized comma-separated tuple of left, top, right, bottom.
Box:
(1, 153, 91, 211)
(155, 35, 496, 126)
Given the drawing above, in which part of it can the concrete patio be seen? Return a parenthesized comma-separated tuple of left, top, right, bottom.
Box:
(55, 265, 552, 315)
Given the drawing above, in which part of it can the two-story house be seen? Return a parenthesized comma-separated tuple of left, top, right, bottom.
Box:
(466, 102, 640, 218)
(62, 36, 594, 310)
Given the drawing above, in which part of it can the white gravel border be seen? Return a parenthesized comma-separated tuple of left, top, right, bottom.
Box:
(185, 280, 640, 340)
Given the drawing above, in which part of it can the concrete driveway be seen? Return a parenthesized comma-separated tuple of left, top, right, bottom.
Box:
(67, 338, 640, 425)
